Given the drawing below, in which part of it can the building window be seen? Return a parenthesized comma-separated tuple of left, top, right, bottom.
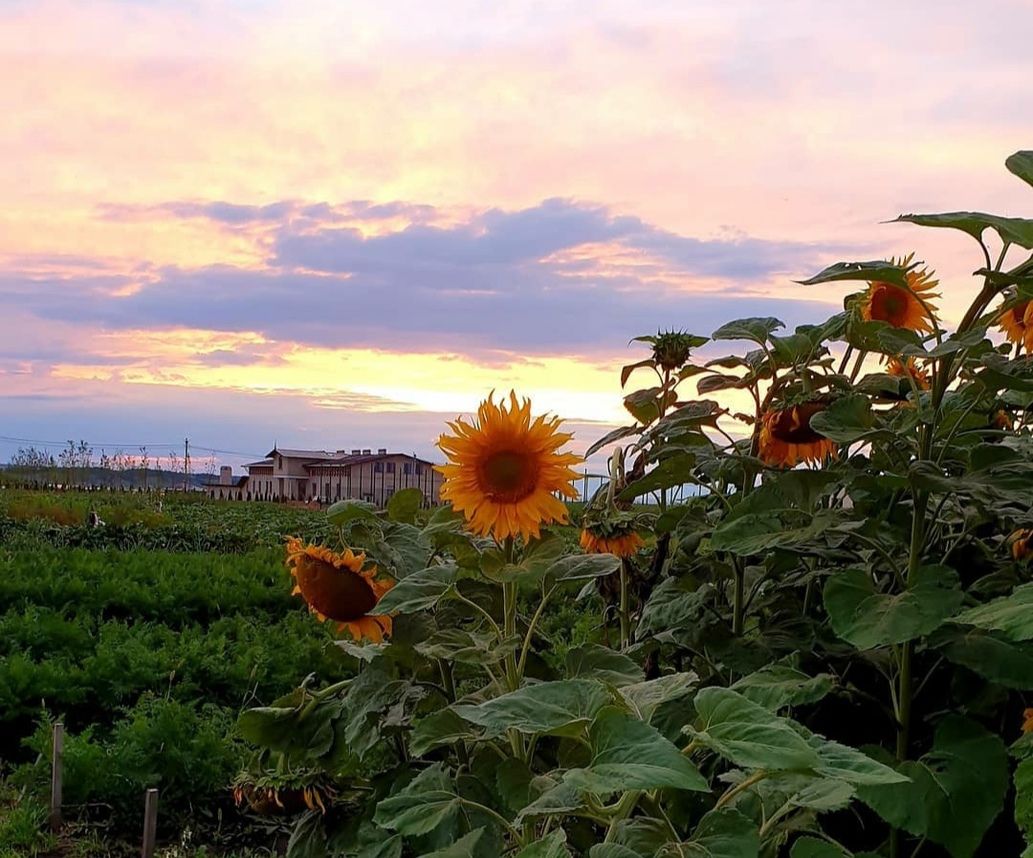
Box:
(374, 462, 384, 473)
(416, 464, 424, 476)
(386, 462, 395, 474)
(403, 463, 412, 475)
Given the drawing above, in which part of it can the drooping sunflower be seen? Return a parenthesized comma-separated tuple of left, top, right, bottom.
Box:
(1023, 708, 1033, 735)
(758, 401, 837, 468)
(580, 527, 645, 558)
(997, 300, 1033, 352)
(233, 777, 334, 815)
(285, 538, 393, 641)
(860, 254, 939, 333)
(436, 391, 583, 541)
(1009, 528, 1033, 561)
(887, 356, 930, 390)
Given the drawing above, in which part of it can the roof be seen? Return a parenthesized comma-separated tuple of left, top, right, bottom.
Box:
(244, 458, 274, 469)
(265, 448, 340, 460)
(303, 452, 436, 470)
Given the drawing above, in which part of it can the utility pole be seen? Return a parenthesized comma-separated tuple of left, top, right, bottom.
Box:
(183, 438, 190, 492)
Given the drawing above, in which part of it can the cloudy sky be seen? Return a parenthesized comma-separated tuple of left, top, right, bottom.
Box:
(3, 0, 1031, 468)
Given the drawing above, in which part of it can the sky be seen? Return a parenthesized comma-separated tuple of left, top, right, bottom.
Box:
(3, 0, 1032, 471)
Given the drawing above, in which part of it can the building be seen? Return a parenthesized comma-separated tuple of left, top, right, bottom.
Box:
(233, 446, 443, 505)
(201, 465, 249, 500)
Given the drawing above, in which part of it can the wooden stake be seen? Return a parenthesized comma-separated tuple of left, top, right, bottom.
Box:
(141, 788, 159, 858)
(49, 722, 63, 832)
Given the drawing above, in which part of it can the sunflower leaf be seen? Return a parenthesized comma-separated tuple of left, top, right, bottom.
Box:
(375, 564, 458, 614)
(894, 212, 1033, 250)
(711, 317, 784, 345)
(797, 260, 910, 288)
(1007, 150, 1033, 190)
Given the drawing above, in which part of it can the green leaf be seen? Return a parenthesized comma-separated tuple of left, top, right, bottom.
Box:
(514, 781, 585, 824)
(659, 808, 761, 858)
(790, 837, 849, 858)
(452, 680, 611, 738)
(823, 565, 963, 650)
(624, 387, 667, 425)
(618, 453, 695, 501)
(858, 717, 1008, 858)
(808, 395, 877, 444)
(387, 487, 423, 523)
(688, 687, 821, 771)
(373, 765, 461, 836)
(710, 509, 839, 556)
(731, 660, 834, 711)
(1007, 150, 1033, 190)
(515, 830, 571, 858)
(638, 578, 715, 637)
(496, 758, 535, 814)
(565, 706, 708, 794)
(617, 673, 698, 723)
(938, 627, 1033, 690)
(565, 645, 645, 686)
(544, 553, 621, 583)
(1015, 758, 1033, 852)
(326, 499, 378, 526)
(801, 730, 909, 786)
(416, 629, 517, 665)
(798, 260, 910, 288)
(418, 828, 486, 858)
(287, 810, 327, 858)
(410, 708, 482, 756)
(952, 583, 1033, 641)
(586, 425, 641, 459)
(375, 564, 458, 614)
(712, 317, 784, 344)
(589, 847, 640, 858)
(895, 211, 1033, 249)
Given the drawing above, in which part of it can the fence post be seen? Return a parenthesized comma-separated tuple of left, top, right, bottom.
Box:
(141, 788, 159, 858)
(49, 722, 63, 832)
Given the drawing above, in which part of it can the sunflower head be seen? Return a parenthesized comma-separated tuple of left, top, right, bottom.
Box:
(992, 409, 1015, 432)
(758, 400, 837, 468)
(887, 356, 930, 390)
(860, 254, 939, 333)
(233, 773, 334, 815)
(1010, 528, 1033, 561)
(436, 391, 583, 542)
(997, 299, 1033, 352)
(580, 527, 644, 559)
(1023, 708, 1033, 735)
(286, 537, 393, 642)
(651, 330, 700, 371)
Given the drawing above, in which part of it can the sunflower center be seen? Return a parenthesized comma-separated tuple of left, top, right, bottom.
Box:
(870, 284, 908, 325)
(770, 404, 825, 444)
(478, 449, 539, 502)
(296, 557, 377, 621)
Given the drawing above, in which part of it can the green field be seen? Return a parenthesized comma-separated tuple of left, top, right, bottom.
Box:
(0, 490, 346, 857)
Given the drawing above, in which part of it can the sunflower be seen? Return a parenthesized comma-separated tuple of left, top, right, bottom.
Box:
(992, 409, 1015, 432)
(860, 254, 939, 333)
(436, 391, 583, 541)
(758, 401, 837, 468)
(1010, 528, 1033, 561)
(286, 538, 393, 641)
(233, 780, 334, 815)
(580, 527, 644, 558)
(1024, 708, 1033, 735)
(997, 300, 1033, 352)
(887, 356, 930, 390)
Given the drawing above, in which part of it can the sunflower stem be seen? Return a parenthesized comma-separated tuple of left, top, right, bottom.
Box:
(619, 558, 631, 649)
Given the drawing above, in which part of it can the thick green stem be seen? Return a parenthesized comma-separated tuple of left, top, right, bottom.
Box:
(619, 559, 631, 649)
(732, 560, 745, 636)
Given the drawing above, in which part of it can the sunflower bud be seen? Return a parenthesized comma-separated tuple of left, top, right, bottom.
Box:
(651, 330, 698, 371)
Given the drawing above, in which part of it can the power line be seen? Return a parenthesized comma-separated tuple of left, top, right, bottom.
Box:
(0, 435, 262, 459)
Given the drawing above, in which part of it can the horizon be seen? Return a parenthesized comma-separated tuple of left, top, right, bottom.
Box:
(4, 0, 1033, 467)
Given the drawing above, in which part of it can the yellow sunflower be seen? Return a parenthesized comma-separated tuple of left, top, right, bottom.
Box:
(285, 538, 393, 641)
(1010, 528, 1033, 561)
(860, 254, 939, 333)
(998, 300, 1033, 352)
(580, 528, 644, 558)
(436, 391, 583, 542)
(887, 356, 930, 390)
(1024, 708, 1033, 735)
(992, 409, 1015, 431)
(758, 401, 837, 468)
